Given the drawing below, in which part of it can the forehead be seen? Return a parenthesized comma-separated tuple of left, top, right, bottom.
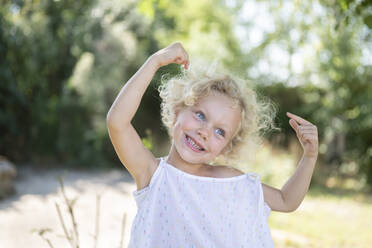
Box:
(196, 92, 238, 109)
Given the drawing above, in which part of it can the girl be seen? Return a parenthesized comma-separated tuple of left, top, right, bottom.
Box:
(107, 42, 318, 247)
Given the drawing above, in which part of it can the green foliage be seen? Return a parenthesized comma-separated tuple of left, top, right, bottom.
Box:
(1, 0, 99, 164)
(141, 129, 154, 151)
(311, 10, 372, 186)
(1, 0, 143, 167)
(237, 1, 372, 188)
(319, 0, 372, 29)
(136, 0, 248, 75)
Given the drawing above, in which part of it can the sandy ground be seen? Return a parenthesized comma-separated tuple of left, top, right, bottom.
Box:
(0, 165, 138, 248)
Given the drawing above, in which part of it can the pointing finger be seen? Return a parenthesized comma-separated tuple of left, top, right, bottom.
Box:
(286, 112, 312, 125)
(289, 119, 299, 132)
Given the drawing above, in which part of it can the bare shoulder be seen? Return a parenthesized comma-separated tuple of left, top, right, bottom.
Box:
(211, 165, 245, 178)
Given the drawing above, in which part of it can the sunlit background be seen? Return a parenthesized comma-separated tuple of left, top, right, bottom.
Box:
(1, 0, 372, 247)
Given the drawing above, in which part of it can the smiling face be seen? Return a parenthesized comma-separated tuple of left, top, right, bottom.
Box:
(169, 91, 242, 167)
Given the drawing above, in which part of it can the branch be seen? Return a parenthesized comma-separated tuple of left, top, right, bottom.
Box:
(58, 176, 80, 248)
(55, 202, 75, 248)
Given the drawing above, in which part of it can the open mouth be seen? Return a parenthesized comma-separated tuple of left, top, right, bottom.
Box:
(184, 134, 205, 152)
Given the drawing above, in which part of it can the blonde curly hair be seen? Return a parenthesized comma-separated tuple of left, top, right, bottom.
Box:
(158, 66, 279, 167)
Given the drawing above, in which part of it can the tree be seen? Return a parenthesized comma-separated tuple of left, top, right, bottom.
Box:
(320, 0, 372, 29)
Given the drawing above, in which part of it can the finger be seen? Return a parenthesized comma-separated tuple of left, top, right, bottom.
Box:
(302, 134, 318, 142)
(174, 56, 183, 64)
(180, 59, 188, 69)
(299, 129, 317, 135)
(286, 112, 312, 125)
(175, 52, 188, 67)
(185, 61, 189, 70)
(182, 50, 189, 69)
(289, 119, 299, 132)
(185, 55, 190, 70)
(298, 126, 317, 132)
(176, 59, 187, 69)
(183, 58, 189, 70)
(298, 125, 316, 129)
(299, 131, 318, 136)
(300, 132, 315, 139)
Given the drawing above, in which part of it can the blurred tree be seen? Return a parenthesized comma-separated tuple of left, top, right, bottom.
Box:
(1, 0, 371, 189)
(136, 0, 248, 76)
(319, 0, 372, 29)
(65, 0, 168, 164)
(0, 0, 100, 164)
(0, 0, 162, 167)
(236, 0, 372, 188)
(314, 13, 372, 187)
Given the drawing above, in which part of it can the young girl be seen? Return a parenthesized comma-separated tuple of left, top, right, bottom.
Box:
(107, 42, 318, 247)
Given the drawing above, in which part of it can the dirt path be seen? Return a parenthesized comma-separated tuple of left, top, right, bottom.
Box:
(0, 165, 138, 248)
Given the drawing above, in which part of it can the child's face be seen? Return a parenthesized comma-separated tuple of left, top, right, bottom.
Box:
(171, 91, 242, 165)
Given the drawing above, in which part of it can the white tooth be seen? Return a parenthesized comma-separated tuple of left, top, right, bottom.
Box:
(187, 136, 202, 150)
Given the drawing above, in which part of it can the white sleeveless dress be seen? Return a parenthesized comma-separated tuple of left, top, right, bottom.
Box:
(128, 157, 274, 247)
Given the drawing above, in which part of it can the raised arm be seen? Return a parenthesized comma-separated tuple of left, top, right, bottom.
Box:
(262, 112, 318, 212)
(107, 42, 189, 126)
(106, 42, 189, 190)
(106, 56, 159, 127)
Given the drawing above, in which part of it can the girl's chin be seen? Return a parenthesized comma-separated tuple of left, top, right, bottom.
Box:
(179, 149, 214, 165)
(176, 147, 206, 163)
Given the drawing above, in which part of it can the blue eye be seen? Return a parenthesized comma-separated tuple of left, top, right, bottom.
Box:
(215, 128, 225, 137)
(196, 111, 205, 120)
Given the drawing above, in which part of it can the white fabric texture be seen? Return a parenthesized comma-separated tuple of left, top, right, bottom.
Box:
(128, 157, 274, 247)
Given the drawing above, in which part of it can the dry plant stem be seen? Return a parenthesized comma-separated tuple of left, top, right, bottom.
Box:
(119, 212, 127, 248)
(58, 176, 80, 248)
(55, 202, 75, 248)
(93, 194, 101, 248)
(40, 235, 55, 248)
(33, 228, 55, 248)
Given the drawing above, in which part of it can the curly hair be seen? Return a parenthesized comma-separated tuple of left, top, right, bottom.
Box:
(158, 66, 279, 167)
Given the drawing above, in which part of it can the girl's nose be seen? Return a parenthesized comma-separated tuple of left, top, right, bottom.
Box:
(197, 127, 209, 141)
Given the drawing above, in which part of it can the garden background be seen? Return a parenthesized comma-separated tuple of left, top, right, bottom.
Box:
(1, 0, 372, 247)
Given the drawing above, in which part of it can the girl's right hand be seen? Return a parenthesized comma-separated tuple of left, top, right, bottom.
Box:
(151, 42, 190, 70)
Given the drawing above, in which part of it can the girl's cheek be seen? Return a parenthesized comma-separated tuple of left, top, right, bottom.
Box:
(183, 116, 199, 128)
(215, 139, 227, 153)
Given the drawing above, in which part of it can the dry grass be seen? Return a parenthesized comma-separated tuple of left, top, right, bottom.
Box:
(31, 176, 128, 248)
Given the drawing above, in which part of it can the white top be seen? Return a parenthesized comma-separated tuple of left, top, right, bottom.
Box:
(128, 157, 274, 247)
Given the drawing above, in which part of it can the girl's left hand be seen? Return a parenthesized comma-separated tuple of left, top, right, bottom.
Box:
(287, 112, 318, 159)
